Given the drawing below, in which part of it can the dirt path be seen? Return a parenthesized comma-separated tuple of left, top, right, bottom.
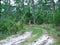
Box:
(28, 33, 54, 45)
(28, 26, 55, 45)
(0, 26, 55, 45)
(0, 32, 32, 45)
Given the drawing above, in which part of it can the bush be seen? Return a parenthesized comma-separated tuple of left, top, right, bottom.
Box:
(25, 12, 33, 24)
(36, 15, 44, 24)
(0, 19, 18, 34)
(54, 9, 60, 26)
(54, 8, 60, 36)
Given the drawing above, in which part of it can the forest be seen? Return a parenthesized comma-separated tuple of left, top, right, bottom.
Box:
(0, 0, 60, 45)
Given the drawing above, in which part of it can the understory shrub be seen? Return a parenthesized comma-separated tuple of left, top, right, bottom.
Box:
(0, 18, 24, 40)
(36, 15, 44, 24)
(54, 8, 60, 36)
(0, 19, 23, 35)
(54, 9, 60, 26)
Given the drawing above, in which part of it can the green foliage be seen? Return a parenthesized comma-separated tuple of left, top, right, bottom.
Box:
(54, 9, 60, 26)
(36, 15, 44, 24)
(25, 12, 33, 24)
(0, 19, 17, 34)
(36, 11, 47, 24)
(15, 21, 24, 31)
(54, 8, 60, 36)
(0, 19, 25, 40)
(0, 19, 24, 34)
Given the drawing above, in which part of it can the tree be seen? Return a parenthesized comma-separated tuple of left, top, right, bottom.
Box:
(21, 0, 24, 28)
(32, 0, 36, 24)
(58, 0, 60, 7)
(51, 0, 55, 22)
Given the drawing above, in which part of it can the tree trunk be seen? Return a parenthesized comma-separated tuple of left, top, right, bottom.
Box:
(7, 0, 11, 15)
(51, 0, 55, 22)
(21, 0, 24, 29)
(58, 0, 60, 8)
(0, 2, 1, 18)
(32, 0, 36, 24)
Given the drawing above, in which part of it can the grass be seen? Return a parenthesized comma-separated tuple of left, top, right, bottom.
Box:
(21, 25, 42, 45)
(1, 24, 60, 45)
(0, 29, 25, 40)
(0, 23, 60, 45)
(0, 24, 42, 40)
(0, 33, 9, 40)
(0, 24, 43, 44)
(24, 25, 42, 34)
(53, 36, 60, 45)
(40, 24, 60, 45)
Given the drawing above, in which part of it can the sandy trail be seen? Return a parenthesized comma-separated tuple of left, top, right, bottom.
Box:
(0, 27, 55, 45)
(0, 32, 32, 45)
(28, 27, 55, 45)
(28, 34, 54, 45)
